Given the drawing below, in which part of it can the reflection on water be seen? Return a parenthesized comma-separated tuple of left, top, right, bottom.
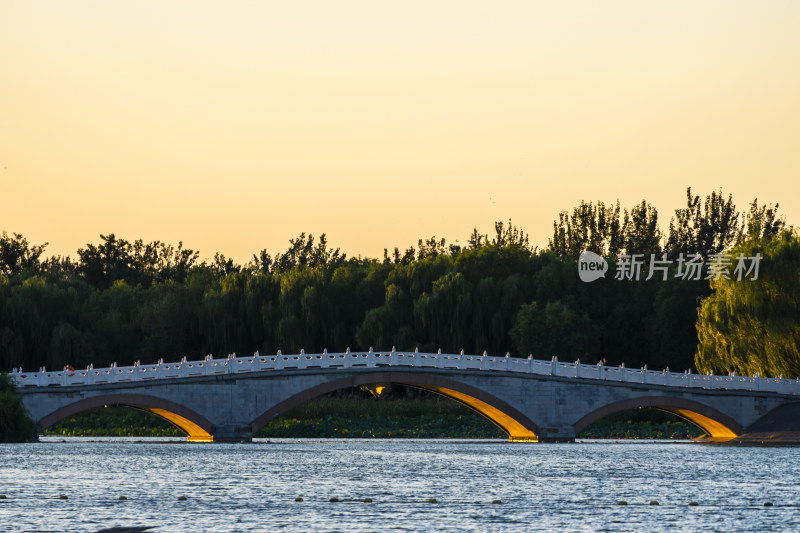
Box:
(1, 438, 798, 532)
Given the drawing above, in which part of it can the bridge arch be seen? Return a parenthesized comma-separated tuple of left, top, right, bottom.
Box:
(249, 371, 542, 442)
(37, 394, 215, 442)
(573, 396, 743, 441)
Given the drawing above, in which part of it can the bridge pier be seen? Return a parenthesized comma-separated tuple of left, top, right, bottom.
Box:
(533, 426, 577, 443)
(212, 425, 254, 443)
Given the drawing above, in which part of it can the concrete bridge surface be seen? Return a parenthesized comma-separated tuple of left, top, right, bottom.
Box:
(11, 350, 800, 443)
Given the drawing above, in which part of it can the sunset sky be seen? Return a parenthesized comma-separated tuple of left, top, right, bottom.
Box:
(2, 1, 799, 263)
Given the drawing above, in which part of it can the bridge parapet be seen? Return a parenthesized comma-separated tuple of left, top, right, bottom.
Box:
(9, 349, 800, 395)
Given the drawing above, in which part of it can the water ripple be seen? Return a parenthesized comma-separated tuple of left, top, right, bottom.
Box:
(0, 439, 798, 532)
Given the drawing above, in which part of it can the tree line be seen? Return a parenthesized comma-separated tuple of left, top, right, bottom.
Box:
(1, 187, 796, 378)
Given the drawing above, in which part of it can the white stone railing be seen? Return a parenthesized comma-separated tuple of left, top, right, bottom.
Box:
(8, 348, 800, 395)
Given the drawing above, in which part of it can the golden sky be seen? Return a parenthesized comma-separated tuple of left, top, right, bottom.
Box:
(2, 1, 799, 263)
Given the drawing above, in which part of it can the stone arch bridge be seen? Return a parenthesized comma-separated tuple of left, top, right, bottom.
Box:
(11, 350, 800, 443)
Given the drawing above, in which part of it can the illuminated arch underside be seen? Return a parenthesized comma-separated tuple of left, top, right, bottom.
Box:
(658, 408, 738, 441)
(573, 397, 742, 441)
(408, 383, 538, 442)
(136, 407, 214, 442)
(250, 372, 541, 442)
(38, 394, 215, 442)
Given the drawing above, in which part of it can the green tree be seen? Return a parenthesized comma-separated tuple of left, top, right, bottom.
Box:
(550, 200, 655, 258)
(270, 233, 344, 274)
(0, 373, 33, 442)
(0, 196, 792, 382)
(510, 300, 597, 360)
(695, 230, 800, 378)
(77, 234, 135, 288)
(490, 219, 531, 249)
(624, 200, 662, 258)
(414, 272, 473, 351)
(0, 231, 47, 277)
(740, 199, 785, 242)
(77, 234, 200, 287)
(665, 187, 741, 260)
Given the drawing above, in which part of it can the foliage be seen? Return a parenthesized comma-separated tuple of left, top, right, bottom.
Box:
(257, 413, 502, 439)
(665, 188, 741, 260)
(44, 406, 183, 437)
(0, 186, 792, 382)
(549, 199, 660, 259)
(695, 230, 800, 378)
(0, 373, 33, 442)
(577, 408, 704, 440)
(550, 187, 783, 261)
(740, 198, 785, 243)
(0, 231, 47, 277)
(77, 234, 200, 288)
(511, 300, 596, 360)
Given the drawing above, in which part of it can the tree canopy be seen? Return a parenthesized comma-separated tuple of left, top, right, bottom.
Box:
(695, 230, 800, 378)
(1, 186, 795, 379)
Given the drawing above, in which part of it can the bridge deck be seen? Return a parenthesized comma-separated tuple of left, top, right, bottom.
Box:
(10, 350, 800, 395)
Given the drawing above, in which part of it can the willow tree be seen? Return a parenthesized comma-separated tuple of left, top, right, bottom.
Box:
(0, 373, 33, 442)
(695, 230, 800, 378)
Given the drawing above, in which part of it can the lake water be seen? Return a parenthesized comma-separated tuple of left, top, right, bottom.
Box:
(0, 438, 798, 532)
